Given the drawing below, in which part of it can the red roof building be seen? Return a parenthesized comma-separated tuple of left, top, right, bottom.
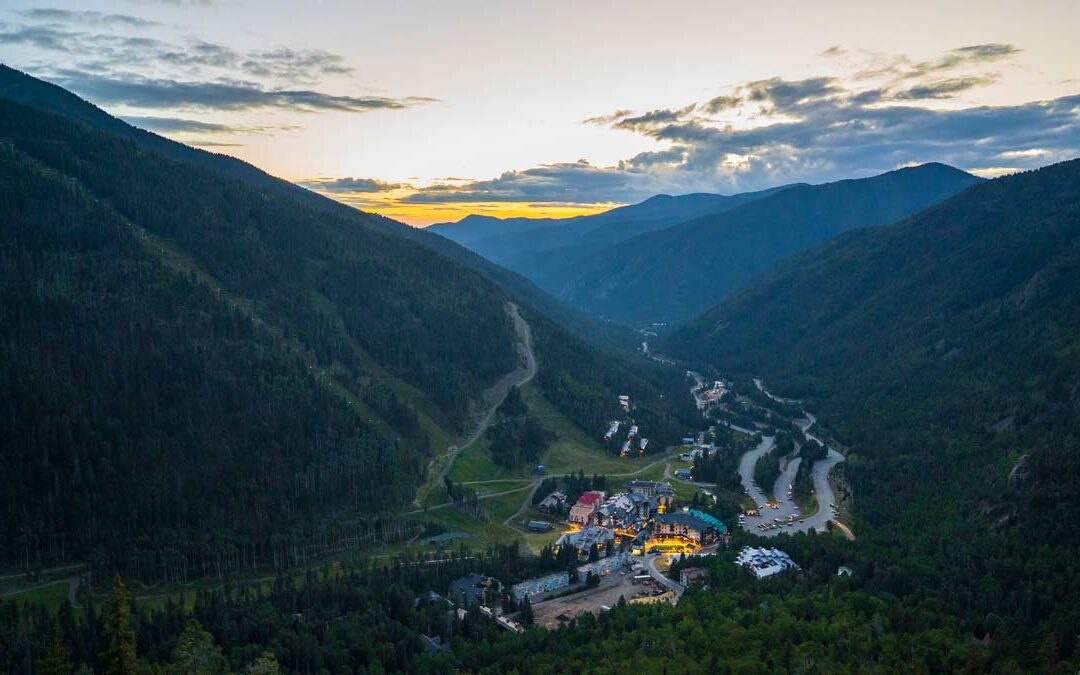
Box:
(568, 491, 605, 524)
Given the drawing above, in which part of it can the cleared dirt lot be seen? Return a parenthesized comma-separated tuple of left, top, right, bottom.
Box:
(532, 570, 669, 629)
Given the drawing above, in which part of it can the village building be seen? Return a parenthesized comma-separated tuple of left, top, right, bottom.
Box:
(653, 510, 725, 545)
(680, 566, 709, 586)
(594, 493, 638, 529)
(627, 480, 676, 512)
(420, 634, 451, 653)
(577, 552, 630, 578)
(449, 573, 502, 607)
(568, 490, 604, 524)
(511, 570, 571, 601)
(556, 525, 615, 557)
(735, 546, 799, 579)
(538, 490, 568, 512)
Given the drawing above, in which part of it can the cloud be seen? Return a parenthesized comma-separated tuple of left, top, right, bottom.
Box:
(613, 105, 696, 131)
(703, 95, 742, 114)
(583, 109, 632, 125)
(240, 48, 352, 83)
(124, 115, 232, 133)
(0, 22, 359, 85)
(49, 70, 435, 113)
(742, 77, 840, 110)
(300, 177, 409, 193)
(394, 45, 1077, 205)
(0, 18, 436, 113)
(133, 0, 214, 5)
(892, 75, 998, 100)
(851, 43, 1021, 82)
(399, 160, 656, 204)
(18, 8, 160, 28)
(123, 115, 301, 135)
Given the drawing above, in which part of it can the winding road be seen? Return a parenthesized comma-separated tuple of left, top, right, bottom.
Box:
(726, 382, 851, 538)
(430, 302, 538, 489)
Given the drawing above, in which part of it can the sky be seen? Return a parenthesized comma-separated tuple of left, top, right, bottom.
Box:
(1, 0, 1078, 226)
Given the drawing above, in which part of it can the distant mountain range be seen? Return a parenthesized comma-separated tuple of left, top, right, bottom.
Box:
(434, 164, 983, 326)
(429, 185, 795, 259)
(429, 186, 796, 295)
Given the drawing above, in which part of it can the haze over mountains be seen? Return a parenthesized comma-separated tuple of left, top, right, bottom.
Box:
(433, 164, 983, 325)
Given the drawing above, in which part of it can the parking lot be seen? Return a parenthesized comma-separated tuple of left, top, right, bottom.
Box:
(531, 567, 668, 629)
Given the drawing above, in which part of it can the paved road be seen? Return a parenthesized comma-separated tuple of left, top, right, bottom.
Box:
(753, 377, 801, 405)
(737, 435, 777, 506)
(664, 461, 719, 489)
(404, 483, 536, 516)
(735, 384, 849, 538)
(645, 554, 685, 595)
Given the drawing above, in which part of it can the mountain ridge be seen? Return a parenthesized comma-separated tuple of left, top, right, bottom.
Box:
(555, 161, 983, 325)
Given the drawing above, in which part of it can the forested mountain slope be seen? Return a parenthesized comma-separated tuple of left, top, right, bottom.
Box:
(0, 64, 634, 349)
(559, 163, 983, 325)
(667, 158, 1080, 659)
(0, 98, 519, 576)
(0, 78, 696, 579)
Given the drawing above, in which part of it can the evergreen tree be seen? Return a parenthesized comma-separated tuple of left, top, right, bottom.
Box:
(102, 577, 137, 675)
(518, 597, 534, 628)
(244, 652, 282, 675)
(169, 619, 227, 674)
(38, 636, 73, 675)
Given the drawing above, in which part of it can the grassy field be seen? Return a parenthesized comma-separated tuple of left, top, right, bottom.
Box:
(448, 435, 507, 483)
(3, 581, 70, 612)
(405, 504, 520, 549)
(473, 480, 534, 496)
(449, 383, 663, 483)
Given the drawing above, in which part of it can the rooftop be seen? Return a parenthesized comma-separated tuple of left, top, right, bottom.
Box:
(656, 512, 716, 531)
(576, 491, 604, 506)
(687, 509, 728, 534)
